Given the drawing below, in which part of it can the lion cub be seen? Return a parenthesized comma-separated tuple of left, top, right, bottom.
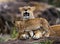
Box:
(15, 6, 50, 39)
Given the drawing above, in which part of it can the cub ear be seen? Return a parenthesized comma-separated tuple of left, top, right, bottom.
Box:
(31, 6, 36, 11)
(19, 7, 24, 12)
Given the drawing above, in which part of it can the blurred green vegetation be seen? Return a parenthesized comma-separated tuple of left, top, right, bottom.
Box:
(0, 27, 18, 42)
(29, 0, 60, 7)
(33, 40, 53, 44)
(11, 27, 18, 38)
(48, 0, 60, 7)
(0, 38, 4, 42)
(0, 27, 54, 44)
(43, 0, 60, 7)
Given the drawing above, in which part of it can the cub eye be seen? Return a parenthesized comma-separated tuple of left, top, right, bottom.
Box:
(40, 26, 43, 29)
(22, 8, 25, 11)
(28, 8, 31, 10)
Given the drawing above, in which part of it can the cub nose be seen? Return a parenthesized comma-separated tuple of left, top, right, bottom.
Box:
(25, 9, 27, 11)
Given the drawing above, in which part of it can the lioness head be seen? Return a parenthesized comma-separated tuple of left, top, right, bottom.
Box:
(19, 6, 36, 20)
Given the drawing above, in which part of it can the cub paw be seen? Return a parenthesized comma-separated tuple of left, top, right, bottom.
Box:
(32, 33, 42, 40)
(33, 35, 40, 40)
(20, 34, 29, 40)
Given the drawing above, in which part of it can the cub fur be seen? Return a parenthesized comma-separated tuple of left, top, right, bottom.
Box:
(15, 6, 50, 39)
(15, 18, 50, 39)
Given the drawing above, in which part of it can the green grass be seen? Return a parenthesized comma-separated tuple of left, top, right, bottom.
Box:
(0, 27, 18, 42)
(33, 40, 53, 44)
(0, 38, 4, 42)
(0, 27, 54, 44)
(11, 27, 18, 38)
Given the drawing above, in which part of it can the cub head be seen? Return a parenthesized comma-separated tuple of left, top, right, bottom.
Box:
(19, 6, 36, 20)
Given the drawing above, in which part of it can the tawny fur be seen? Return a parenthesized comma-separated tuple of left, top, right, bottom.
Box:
(15, 5, 60, 39)
(50, 25, 60, 36)
(31, 24, 60, 39)
(19, 6, 35, 20)
(15, 18, 50, 39)
(15, 6, 50, 39)
(29, 2, 53, 11)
